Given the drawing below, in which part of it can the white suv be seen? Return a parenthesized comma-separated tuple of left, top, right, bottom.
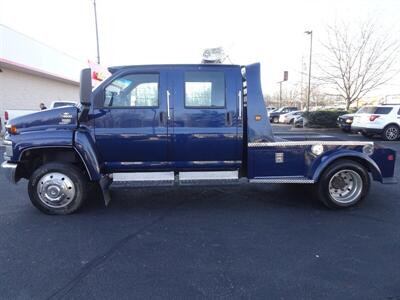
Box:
(351, 105, 400, 141)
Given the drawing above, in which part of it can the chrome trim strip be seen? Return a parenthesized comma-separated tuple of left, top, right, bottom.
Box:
(113, 172, 175, 182)
(179, 171, 238, 181)
(248, 141, 374, 147)
(250, 176, 315, 184)
(1, 161, 18, 184)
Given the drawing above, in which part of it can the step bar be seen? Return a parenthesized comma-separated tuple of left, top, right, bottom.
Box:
(112, 171, 239, 185)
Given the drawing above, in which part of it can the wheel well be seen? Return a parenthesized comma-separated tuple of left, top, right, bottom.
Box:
(384, 123, 400, 130)
(317, 156, 380, 181)
(17, 148, 88, 180)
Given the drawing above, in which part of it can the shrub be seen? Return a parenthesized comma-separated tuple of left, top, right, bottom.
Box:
(303, 110, 349, 128)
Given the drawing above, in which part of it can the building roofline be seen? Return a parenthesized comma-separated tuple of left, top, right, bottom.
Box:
(0, 57, 79, 86)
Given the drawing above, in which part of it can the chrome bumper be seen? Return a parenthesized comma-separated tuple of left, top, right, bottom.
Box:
(1, 161, 18, 184)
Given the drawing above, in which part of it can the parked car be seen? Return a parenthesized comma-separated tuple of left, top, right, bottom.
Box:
(293, 115, 303, 127)
(279, 111, 302, 124)
(337, 113, 355, 132)
(266, 107, 277, 116)
(351, 105, 400, 140)
(269, 106, 299, 123)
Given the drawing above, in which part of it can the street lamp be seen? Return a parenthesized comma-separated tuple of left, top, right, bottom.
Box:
(304, 30, 313, 113)
(93, 0, 101, 64)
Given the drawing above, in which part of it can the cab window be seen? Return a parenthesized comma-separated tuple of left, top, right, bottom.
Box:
(104, 74, 159, 107)
(184, 71, 225, 108)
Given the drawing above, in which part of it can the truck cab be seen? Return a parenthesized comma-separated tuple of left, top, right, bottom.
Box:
(2, 63, 397, 215)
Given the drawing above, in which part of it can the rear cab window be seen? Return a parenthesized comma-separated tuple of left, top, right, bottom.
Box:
(184, 71, 225, 108)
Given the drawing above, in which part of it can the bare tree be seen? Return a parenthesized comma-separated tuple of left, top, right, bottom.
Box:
(317, 20, 400, 110)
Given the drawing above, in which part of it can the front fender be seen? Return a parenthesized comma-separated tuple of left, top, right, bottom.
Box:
(13, 130, 74, 161)
(311, 150, 383, 182)
(74, 130, 101, 181)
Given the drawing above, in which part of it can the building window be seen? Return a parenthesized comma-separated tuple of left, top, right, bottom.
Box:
(185, 71, 225, 108)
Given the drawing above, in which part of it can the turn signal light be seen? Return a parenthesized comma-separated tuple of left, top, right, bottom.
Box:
(6, 125, 17, 135)
(369, 115, 380, 122)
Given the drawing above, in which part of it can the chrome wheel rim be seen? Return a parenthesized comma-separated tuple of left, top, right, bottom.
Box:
(328, 169, 363, 204)
(37, 172, 76, 208)
(386, 127, 398, 140)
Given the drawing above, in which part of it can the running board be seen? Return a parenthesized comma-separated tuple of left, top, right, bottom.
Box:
(111, 171, 239, 187)
(250, 176, 315, 184)
(112, 172, 175, 186)
(179, 171, 239, 186)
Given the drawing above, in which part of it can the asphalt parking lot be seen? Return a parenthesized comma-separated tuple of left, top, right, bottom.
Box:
(1, 126, 399, 300)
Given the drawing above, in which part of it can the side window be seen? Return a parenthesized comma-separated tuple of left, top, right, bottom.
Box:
(104, 74, 159, 107)
(398, 108, 400, 115)
(184, 71, 225, 108)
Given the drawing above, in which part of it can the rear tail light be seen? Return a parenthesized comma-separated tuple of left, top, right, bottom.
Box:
(388, 154, 395, 161)
(4, 111, 8, 121)
(369, 115, 380, 121)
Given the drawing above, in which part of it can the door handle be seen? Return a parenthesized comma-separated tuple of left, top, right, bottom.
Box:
(226, 111, 233, 126)
(238, 90, 242, 120)
(166, 90, 171, 120)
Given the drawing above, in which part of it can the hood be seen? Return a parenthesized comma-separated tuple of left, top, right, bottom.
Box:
(7, 106, 78, 134)
(339, 113, 355, 119)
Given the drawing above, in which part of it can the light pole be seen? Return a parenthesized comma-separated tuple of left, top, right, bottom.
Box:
(93, 0, 101, 64)
(304, 30, 313, 113)
(277, 71, 288, 108)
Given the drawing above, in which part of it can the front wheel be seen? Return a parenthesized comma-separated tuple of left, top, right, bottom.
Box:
(273, 116, 279, 123)
(317, 159, 370, 209)
(28, 162, 88, 215)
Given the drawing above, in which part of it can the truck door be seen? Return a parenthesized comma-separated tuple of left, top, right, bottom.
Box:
(168, 66, 243, 170)
(92, 71, 169, 171)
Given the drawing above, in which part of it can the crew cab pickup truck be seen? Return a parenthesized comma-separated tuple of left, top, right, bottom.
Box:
(1, 63, 397, 215)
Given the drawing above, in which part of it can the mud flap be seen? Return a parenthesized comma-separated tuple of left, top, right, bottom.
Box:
(99, 174, 113, 206)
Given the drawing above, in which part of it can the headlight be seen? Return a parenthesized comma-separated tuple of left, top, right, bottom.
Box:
(345, 119, 353, 124)
(3, 140, 13, 160)
(311, 144, 324, 156)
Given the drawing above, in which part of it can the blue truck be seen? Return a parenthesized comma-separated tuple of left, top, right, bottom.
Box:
(1, 63, 397, 214)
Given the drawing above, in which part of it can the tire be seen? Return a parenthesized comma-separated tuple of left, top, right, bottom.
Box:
(382, 124, 400, 141)
(273, 116, 279, 123)
(289, 119, 294, 125)
(28, 162, 88, 215)
(317, 159, 370, 209)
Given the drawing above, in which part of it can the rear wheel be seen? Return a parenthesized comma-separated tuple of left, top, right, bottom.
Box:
(28, 162, 88, 215)
(317, 159, 370, 209)
(382, 125, 399, 141)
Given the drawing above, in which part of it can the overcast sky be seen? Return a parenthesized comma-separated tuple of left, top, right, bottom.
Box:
(1, 0, 399, 96)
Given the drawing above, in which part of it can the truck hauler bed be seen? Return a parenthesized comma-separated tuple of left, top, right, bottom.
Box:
(1, 63, 397, 215)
